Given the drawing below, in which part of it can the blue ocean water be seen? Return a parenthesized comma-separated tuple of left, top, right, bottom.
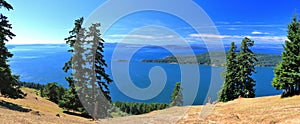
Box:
(7, 43, 283, 105)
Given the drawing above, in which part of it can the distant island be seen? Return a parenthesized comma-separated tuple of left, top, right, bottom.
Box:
(142, 52, 282, 67)
(117, 60, 129, 62)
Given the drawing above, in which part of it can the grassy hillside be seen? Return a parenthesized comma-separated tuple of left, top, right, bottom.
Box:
(142, 52, 282, 67)
(99, 95, 300, 124)
(1, 88, 299, 123)
(0, 88, 91, 124)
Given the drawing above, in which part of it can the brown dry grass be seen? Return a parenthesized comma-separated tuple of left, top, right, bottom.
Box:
(1, 88, 300, 124)
(99, 95, 300, 124)
(0, 88, 93, 124)
(177, 95, 300, 124)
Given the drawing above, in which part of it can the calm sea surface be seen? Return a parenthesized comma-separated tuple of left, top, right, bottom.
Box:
(8, 43, 283, 105)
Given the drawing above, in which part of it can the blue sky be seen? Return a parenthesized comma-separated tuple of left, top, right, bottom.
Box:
(2, 0, 300, 44)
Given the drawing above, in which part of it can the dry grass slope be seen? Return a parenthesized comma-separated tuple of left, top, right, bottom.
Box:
(1, 88, 300, 124)
(99, 95, 300, 124)
(177, 95, 300, 124)
(0, 88, 92, 124)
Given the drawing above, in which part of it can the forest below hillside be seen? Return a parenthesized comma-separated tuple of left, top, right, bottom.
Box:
(142, 52, 282, 67)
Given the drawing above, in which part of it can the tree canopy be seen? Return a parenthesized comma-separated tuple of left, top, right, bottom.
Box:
(0, 0, 25, 99)
(43, 82, 65, 104)
(272, 16, 300, 97)
(170, 82, 183, 106)
(237, 37, 257, 98)
(59, 17, 85, 112)
(218, 37, 257, 102)
(219, 42, 239, 102)
(60, 18, 112, 119)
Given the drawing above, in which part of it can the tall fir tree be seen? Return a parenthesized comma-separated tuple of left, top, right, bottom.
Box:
(87, 23, 112, 102)
(237, 37, 257, 98)
(0, 0, 25, 99)
(75, 23, 112, 119)
(86, 23, 112, 119)
(272, 16, 300, 97)
(60, 18, 112, 119)
(219, 42, 239, 102)
(170, 82, 183, 106)
(59, 17, 85, 112)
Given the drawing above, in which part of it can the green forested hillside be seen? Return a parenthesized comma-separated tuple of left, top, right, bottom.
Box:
(142, 52, 282, 67)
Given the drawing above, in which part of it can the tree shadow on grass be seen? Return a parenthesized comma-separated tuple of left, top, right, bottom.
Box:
(63, 110, 91, 119)
(0, 100, 31, 112)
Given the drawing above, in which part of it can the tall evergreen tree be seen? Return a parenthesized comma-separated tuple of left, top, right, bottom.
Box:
(80, 23, 112, 119)
(61, 18, 112, 119)
(237, 37, 257, 98)
(170, 82, 183, 106)
(59, 17, 85, 111)
(87, 23, 112, 102)
(0, 0, 25, 99)
(219, 42, 239, 102)
(272, 16, 300, 97)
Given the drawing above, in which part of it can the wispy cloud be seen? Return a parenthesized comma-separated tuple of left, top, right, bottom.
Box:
(251, 31, 270, 35)
(105, 33, 287, 44)
(189, 33, 287, 43)
(218, 24, 284, 28)
(105, 34, 187, 44)
(225, 28, 239, 30)
(108, 34, 155, 39)
(107, 34, 177, 39)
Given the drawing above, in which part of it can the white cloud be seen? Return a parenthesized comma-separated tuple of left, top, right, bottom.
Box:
(251, 31, 270, 35)
(108, 34, 154, 39)
(216, 24, 284, 28)
(107, 34, 180, 41)
(105, 34, 188, 45)
(189, 34, 244, 39)
(226, 28, 238, 30)
(189, 33, 287, 43)
(105, 31, 287, 45)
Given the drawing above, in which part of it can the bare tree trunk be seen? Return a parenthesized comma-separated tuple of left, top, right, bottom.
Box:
(93, 101, 98, 120)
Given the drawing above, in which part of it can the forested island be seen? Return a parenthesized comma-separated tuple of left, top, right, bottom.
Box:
(142, 52, 282, 67)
